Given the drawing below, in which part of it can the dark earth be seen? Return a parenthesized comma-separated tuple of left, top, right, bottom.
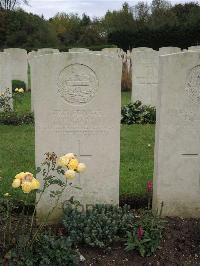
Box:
(79, 217, 200, 266)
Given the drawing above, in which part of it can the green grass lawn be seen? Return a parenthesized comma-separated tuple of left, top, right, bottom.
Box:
(121, 91, 131, 106)
(0, 91, 155, 201)
(13, 92, 31, 114)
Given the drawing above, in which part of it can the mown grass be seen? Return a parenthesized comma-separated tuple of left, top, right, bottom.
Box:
(0, 91, 155, 201)
(13, 92, 31, 114)
(121, 91, 131, 106)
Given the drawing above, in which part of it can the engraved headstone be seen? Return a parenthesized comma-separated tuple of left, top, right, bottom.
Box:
(153, 51, 200, 218)
(131, 50, 158, 106)
(31, 52, 122, 223)
(4, 48, 28, 87)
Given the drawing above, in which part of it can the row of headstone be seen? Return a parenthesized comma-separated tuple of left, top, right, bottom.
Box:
(1, 46, 200, 221)
(29, 49, 200, 222)
(131, 46, 183, 106)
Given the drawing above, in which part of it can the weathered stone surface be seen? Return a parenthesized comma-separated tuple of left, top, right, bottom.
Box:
(153, 51, 200, 218)
(132, 47, 154, 52)
(69, 48, 90, 52)
(0, 52, 12, 110)
(0, 52, 12, 93)
(159, 47, 181, 55)
(31, 52, 122, 223)
(188, 45, 200, 51)
(37, 48, 59, 55)
(4, 48, 28, 86)
(131, 50, 158, 106)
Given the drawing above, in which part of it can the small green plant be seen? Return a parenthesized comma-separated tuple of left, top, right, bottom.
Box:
(1, 152, 85, 261)
(12, 80, 26, 92)
(63, 203, 135, 248)
(0, 88, 12, 112)
(121, 101, 156, 124)
(0, 111, 34, 125)
(125, 210, 165, 257)
(8, 234, 79, 266)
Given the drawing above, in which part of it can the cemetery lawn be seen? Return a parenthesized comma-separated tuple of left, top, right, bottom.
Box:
(0, 91, 155, 203)
(13, 91, 31, 114)
(121, 91, 131, 106)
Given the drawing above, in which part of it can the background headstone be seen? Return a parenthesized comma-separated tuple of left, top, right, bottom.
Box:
(188, 45, 200, 51)
(37, 48, 59, 55)
(132, 47, 154, 52)
(131, 50, 158, 106)
(31, 52, 122, 223)
(0, 52, 12, 110)
(69, 48, 90, 52)
(4, 48, 28, 87)
(153, 51, 200, 218)
(159, 47, 181, 55)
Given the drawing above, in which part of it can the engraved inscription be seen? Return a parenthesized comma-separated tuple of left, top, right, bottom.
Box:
(186, 65, 200, 104)
(58, 64, 98, 105)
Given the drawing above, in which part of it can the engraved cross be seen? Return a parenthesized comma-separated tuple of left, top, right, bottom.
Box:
(181, 152, 200, 187)
(76, 140, 92, 161)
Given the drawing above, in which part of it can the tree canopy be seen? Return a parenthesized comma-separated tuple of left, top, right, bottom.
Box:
(1, 1, 200, 51)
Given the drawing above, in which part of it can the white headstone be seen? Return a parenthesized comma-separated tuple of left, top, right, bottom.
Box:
(31, 52, 122, 223)
(37, 48, 59, 55)
(131, 50, 158, 106)
(188, 45, 200, 51)
(132, 47, 154, 52)
(159, 47, 181, 55)
(0, 52, 12, 110)
(153, 51, 200, 218)
(69, 48, 90, 52)
(4, 48, 28, 87)
(28, 51, 38, 62)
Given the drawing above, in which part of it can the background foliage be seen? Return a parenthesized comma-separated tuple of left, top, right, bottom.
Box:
(1, 0, 200, 50)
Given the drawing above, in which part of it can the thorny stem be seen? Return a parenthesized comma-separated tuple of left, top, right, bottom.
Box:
(28, 182, 68, 247)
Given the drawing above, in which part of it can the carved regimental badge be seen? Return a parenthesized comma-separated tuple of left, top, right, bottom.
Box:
(58, 64, 98, 105)
(185, 65, 200, 104)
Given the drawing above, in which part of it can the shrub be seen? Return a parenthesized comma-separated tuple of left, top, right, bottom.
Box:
(1, 152, 85, 264)
(0, 111, 34, 125)
(125, 210, 165, 257)
(12, 80, 26, 92)
(8, 234, 79, 266)
(0, 88, 12, 112)
(63, 203, 135, 248)
(121, 101, 156, 124)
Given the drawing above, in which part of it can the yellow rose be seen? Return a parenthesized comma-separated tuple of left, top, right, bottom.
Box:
(57, 156, 69, 167)
(4, 193, 10, 197)
(31, 178, 40, 190)
(77, 163, 86, 173)
(18, 88, 24, 93)
(24, 172, 33, 181)
(64, 169, 76, 180)
(21, 181, 32, 193)
(64, 153, 75, 160)
(15, 172, 26, 180)
(15, 88, 19, 92)
(12, 178, 21, 188)
(68, 158, 79, 170)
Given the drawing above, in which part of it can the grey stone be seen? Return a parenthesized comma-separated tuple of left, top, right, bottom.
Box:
(30, 52, 122, 223)
(4, 48, 28, 86)
(153, 51, 200, 218)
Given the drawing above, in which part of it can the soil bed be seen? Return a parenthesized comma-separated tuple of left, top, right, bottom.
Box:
(79, 217, 200, 266)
